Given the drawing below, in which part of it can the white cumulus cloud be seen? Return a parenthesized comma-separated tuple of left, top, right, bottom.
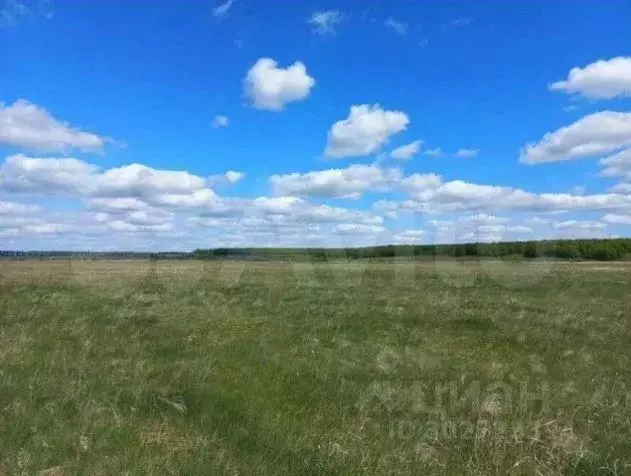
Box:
(325, 104, 409, 158)
(96, 163, 208, 198)
(0, 100, 111, 153)
(0, 154, 98, 194)
(377, 173, 631, 215)
(86, 197, 150, 213)
(270, 164, 402, 199)
(225, 170, 244, 183)
(390, 140, 422, 160)
(401, 173, 442, 192)
(0, 155, 220, 209)
(603, 213, 631, 225)
(244, 58, 315, 111)
(207, 170, 245, 187)
(599, 148, 631, 180)
(520, 111, 631, 164)
(549, 57, 631, 99)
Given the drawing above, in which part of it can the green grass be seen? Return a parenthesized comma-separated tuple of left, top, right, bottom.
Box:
(1, 259, 631, 475)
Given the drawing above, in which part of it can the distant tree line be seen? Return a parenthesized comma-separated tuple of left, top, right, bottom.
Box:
(192, 238, 631, 262)
(3, 238, 631, 261)
(0, 251, 190, 260)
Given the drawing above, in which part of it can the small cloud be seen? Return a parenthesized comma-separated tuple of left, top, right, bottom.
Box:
(211, 115, 229, 128)
(308, 10, 341, 35)
(244, 58, 315, 111)
(424, 147, 444, 158)
(563, 104, 579, 112)
(325, 104, 409, 158)
(207, 170, 245, 187)
(390, 140, 422, 160)
(225, 170, 244, 184)
(213, 0, 235, 19)
(1, 0, 29, 27)
(454, 148, 479, 158)
(420, 39, 429, 47)
(452, 16, 473, 27)
(549, 57, 631, 100)
(385, 17, 408, 36)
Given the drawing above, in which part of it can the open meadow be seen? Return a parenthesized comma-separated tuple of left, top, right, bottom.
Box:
(1, 258, 631, 475)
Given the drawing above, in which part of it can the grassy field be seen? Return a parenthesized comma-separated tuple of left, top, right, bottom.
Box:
(1, 258, 631, 475)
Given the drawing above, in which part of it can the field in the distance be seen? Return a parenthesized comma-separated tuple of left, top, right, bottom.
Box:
(1, 259, 630, 475)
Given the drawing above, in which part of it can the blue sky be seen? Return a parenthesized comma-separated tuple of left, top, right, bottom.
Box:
(1, 0, 631, 250)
